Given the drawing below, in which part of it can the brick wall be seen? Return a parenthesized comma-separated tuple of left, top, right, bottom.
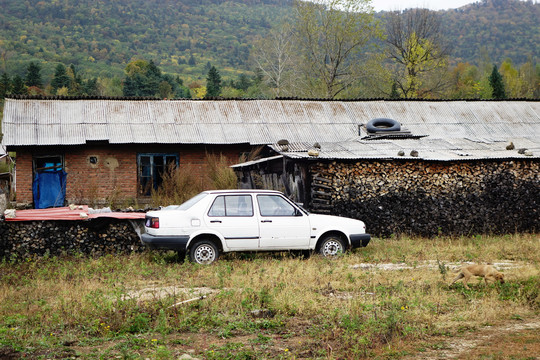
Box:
(13, 144, 252, 207)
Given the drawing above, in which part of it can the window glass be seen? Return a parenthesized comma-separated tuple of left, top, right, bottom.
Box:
(257, 195, 296, 216)
(208, 195, 253, 217)
(137, 153, 179, 195)
(163, 193, 208, 210)
(208, 196, 226, 216)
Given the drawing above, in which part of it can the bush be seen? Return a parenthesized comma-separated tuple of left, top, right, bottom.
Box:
(151, 153, 239, 206)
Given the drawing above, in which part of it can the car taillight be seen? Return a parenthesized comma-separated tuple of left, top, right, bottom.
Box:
(146, 217, 159, 228)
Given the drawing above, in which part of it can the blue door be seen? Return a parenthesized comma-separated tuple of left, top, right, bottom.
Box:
(32, 157, 67, 209)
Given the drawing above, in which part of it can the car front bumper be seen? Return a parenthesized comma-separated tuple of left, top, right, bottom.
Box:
(349, 233, 371, 249)
(141, 233, 190, 251)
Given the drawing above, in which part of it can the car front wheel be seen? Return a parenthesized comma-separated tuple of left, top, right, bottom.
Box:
(319, 235, 346, 257)
(189, 240, 219, 265)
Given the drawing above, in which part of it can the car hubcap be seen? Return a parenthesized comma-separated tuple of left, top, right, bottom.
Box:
(194, 245, 215, 264)
(322, 240, 342, 256)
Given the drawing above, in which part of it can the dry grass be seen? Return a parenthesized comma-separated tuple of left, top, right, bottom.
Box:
(151, 153, 238, 207)
(0, 234, 538, 359)
(151, 162, 204, 206)
(205, 152, 238, 190)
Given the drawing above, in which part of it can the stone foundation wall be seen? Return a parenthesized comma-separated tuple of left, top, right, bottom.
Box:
(310, 159, 539, 237)
(0, 219, 145, 259)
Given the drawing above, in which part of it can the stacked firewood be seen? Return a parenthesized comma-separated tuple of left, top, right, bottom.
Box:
(309, 160, 539, 237)
(0, 219, 145, 259)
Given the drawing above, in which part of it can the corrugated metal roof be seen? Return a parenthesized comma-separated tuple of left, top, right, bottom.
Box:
(2, 98, 539, 161)
(270, 135, 540, 161)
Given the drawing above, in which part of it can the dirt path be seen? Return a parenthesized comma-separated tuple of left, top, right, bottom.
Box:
(404, 317, 540, 359)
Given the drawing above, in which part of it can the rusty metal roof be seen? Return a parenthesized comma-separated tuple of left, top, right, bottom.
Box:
(2, 98, 539, 160)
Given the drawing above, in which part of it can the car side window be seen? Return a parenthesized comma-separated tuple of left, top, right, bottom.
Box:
(208, 195, 253, 217)
(257, 195, 297, 216)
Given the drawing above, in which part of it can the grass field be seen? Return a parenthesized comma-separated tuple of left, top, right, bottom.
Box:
(1, 234, 539, 359)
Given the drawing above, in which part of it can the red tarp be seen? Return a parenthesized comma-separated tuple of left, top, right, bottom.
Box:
(4, 206, 146, 221)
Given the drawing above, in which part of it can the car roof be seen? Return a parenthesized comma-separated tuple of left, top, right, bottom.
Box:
(203, 189, 283, 195)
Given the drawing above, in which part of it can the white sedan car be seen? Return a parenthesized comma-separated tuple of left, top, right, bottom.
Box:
(142, 189, 370, 264)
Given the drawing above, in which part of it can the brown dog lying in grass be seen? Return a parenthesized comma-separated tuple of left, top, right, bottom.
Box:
(451, 264, 505, 289)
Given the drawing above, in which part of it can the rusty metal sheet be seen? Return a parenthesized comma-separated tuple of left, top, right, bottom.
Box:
(236, 101, 266, 123)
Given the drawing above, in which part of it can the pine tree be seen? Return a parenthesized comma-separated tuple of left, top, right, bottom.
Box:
(0, 73, 11, 97)
(83, 78, 99, 96)
(205, 66, 222, 98)
(51, 64, 70, 94)
(12, 75, 26, 95)
(488, 64, 506, 99)
(188, 54, 196, 66)
(25, 62, 43, 88)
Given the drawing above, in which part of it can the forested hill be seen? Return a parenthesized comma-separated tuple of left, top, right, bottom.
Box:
(0, 0, 292, 79)
(439, 0, 539, 65)
(0, 0, 538, 80)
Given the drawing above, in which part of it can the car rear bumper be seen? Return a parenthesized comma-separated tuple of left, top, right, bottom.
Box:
(141, 233, 190, 251)
(349, 233, 371, 249)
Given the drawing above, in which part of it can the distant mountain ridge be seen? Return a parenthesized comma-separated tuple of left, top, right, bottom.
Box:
(0, 0, 537, 80)
(439, 0, 539, 65)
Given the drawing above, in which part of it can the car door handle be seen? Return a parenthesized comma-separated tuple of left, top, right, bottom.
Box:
(261, 220, 272, 223)
(210, 220, 222, 223)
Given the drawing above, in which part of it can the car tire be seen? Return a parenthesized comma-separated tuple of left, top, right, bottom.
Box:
(319, 235, 346, 257)
(189, 240, 219, 265)
(366, 118, 401, 133)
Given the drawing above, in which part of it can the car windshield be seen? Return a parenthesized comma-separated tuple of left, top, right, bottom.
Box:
(162, 192, 208, 211)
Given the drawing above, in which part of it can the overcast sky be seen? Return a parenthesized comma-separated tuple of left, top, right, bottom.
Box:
(371, 0, 479, 11)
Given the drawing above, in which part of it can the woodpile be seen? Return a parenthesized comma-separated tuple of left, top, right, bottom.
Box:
(0, 219, 145, 259)
(309, 160, 539, 237)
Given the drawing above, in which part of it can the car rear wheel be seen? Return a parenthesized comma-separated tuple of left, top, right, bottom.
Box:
(319, 235, 346, 257)
(189, 240, 219, 265)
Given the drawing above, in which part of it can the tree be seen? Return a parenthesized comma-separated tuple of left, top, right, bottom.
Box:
(488, 64, 506, 99)
(389, 81, 400, 99)
(251, 23, 296, 97)
(447, 62, 484, 99)
(518, 57, 540, 98)
(159, 80, 173, 99)
(67, 64, 83, 95)
(293, 0, 382, 99)
(0, 73, 11, 97)
(25, 62, 42, 88)
(235, 74, 251, 92)
(11, 74, 25, 95)
(385, 8, 451, 98)
(83, 78, 99, 96)
(51, 64, 70, 94)
(122, 59, 161, 97)
(205, 66, 222, 98)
